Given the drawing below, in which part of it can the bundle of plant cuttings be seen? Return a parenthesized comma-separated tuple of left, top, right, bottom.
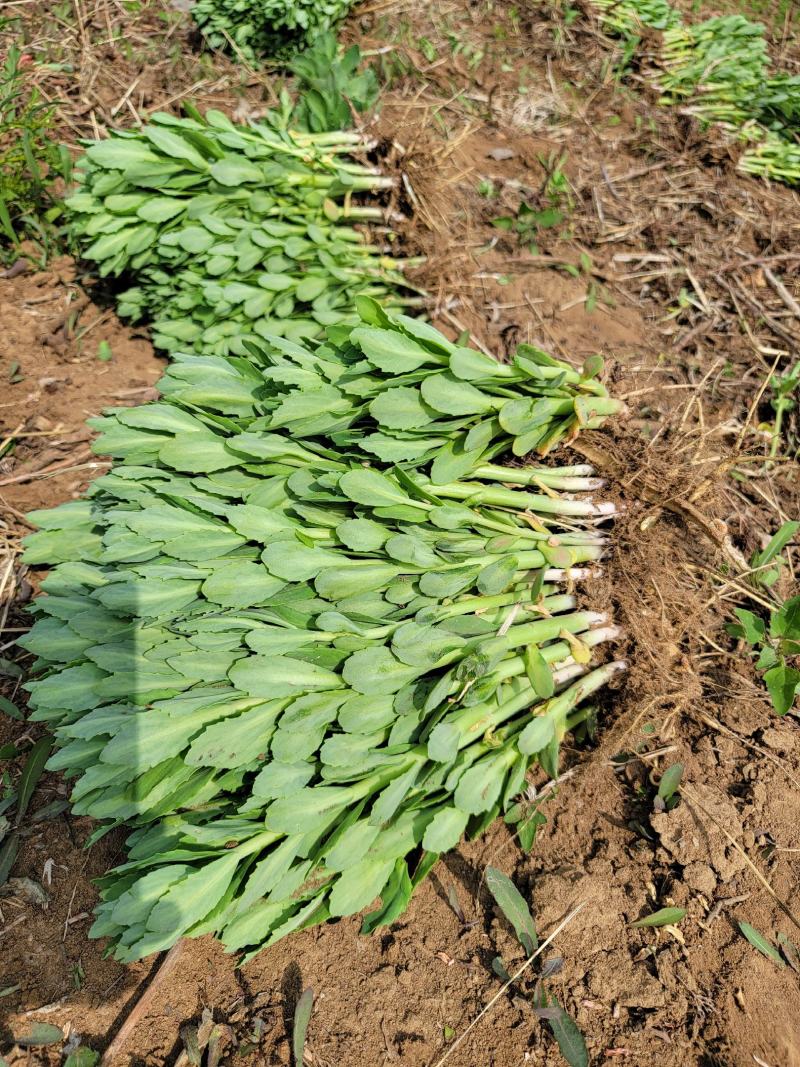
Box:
(658, 17, 800, 184)
(66, 107, 420, 353)
(586, 0, 679, 40)
(658, 16, 770, 125)
(22, 302, 625, 963)
(192, 0, 358, 63)
(757, 74, 800, 132)
(739, 128, 800, 185)
(585, 1, 800, 186)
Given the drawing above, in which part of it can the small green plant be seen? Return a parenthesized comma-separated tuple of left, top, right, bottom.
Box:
(292, 987, 313, 1066)
(290, 34, 379, 133)
(748, 521, 799, 589)
(0, 41, 71, 254)
(0, 736, 51, 888)
(492, 152, 577, 253)
(539, 150, 574, 212)
(418, 36, 437, 63)
(727, 595, 800, 715)
(630, 906, 686, 928)
(654, 761, 683, 811)
(761, 361, 799, 459)
(64, 1048, 100, 1067)
(739, 921, 785, 966)
(492, 202, 565, 253)
(559, 252, 616, 313)
(504, 797, 548, 851)
(486, 867, 588, 1067)
(563, 5, 581, 26)
(445, 31, 485, 69)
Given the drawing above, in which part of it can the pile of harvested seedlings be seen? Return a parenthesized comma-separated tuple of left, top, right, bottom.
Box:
(587, 0, 800, 183)
(22, 295, 625, 961)
(66, 108, 419, 355)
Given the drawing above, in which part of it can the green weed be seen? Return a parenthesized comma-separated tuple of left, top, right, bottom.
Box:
(748, 520, 799, 590)
(485, 867, 589, 1067)
(0, 38, 71, 257)
(493, 202, 566, 253)
(727, 592, 800, 715)
(492, 152, 576, 253)
(762, 361, 799, 459)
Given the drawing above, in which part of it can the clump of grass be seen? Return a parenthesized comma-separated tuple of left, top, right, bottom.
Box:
(0, 38, 71, 257)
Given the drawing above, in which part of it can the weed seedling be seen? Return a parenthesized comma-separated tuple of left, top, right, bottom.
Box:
(539, 150, 574, 212)
(761, 361, 799, 459)
(493, 202, 565, 253)
(0, 40, 70, 258)
(630, 906, 686, 928)
(748, 520, 798, 590)
(739, 921, 785, 966)
(486, 867, 588, 1066)
(292, 987, 313, 1067)
(727, 595, 800, 715)
(654, 761, 683, 812)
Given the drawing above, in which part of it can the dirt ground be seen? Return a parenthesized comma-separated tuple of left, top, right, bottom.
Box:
(1, 1, 799, 1065)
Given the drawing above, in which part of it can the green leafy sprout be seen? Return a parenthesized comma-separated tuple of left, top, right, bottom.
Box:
(759, 362, 799, 460)
(492, 202, 566, 254)
(727, 595, 800, 715)
(739, 921, 785, 967)
(748, 520, 799, 590)
(492, 152, 575, 254)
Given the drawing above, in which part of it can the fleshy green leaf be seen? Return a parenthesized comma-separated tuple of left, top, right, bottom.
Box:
(657, 762, 683, 802)
(14, 1023, 64, 1047)
(764, 663, 800, 716)
(292, 988, 314, 1067)
(485, 866, 538, 955)
(739, 921, 785, 966)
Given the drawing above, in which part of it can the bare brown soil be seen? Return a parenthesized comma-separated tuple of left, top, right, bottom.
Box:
(1, 1, 799, 1065)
